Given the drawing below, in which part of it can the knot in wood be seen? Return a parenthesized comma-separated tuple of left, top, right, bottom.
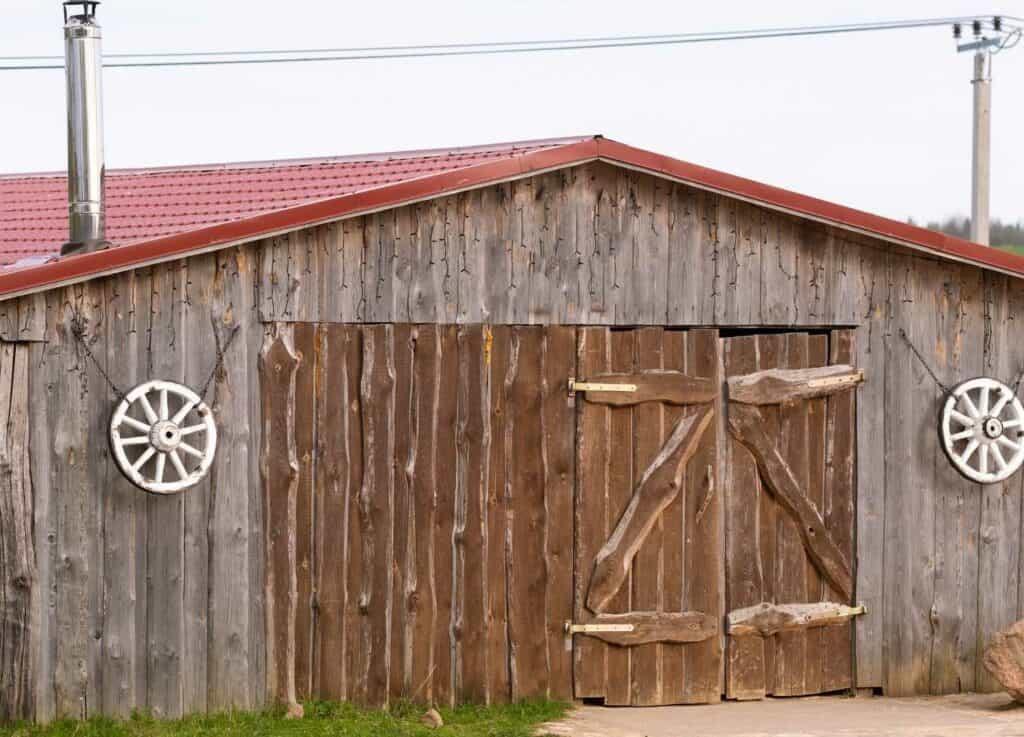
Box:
(11, 573, 30, 590)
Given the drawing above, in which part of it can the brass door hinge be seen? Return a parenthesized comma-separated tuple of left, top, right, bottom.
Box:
(568, 378, 637, 396)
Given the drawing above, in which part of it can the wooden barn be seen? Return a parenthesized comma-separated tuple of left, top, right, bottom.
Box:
(3, 133, 1024, 722)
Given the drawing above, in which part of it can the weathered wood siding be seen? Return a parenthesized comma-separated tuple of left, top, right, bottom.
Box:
(3, 160, 1023, 721)
(259, 323, 575, 707)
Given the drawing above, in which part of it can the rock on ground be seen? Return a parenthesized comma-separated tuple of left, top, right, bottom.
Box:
(984, 620, 1024, 702)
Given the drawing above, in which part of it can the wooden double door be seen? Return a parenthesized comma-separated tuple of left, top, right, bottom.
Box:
(571, 328, 859, 706)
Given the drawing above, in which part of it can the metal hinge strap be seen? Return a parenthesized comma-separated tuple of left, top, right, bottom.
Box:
(568, 378, 637, 395)
(564, 621, 635, 635)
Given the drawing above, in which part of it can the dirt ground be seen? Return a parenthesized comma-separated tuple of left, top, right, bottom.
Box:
(541, 693, 1024, 737)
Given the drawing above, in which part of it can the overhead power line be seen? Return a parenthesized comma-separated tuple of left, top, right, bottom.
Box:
(1, 14, 1020, 71)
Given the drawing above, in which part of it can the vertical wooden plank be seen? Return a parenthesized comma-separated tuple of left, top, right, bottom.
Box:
(724, 335, 766, 700)
(682, 329, 722, 703)
(542, 326, 576, 700)
(604, 329, 635, 706)
(803, 333, 829, 696)
(258, 325, 300, 712)
(208, 246, 260, 710)
(507, 328, 548, 700)
(883, 259, 935, 696)
(977, 273, 1024, 691)
(341, 327, 366, 703)
(666, 185, 702, 325)
(756, 334, 785, 694)
(313, 325, 353, 700)
(485, 327, 511, 703)
(360, 325, 396, 705)
(774, 333, 809, 696)
(854, 245, 888, 689)
(822, 329, 856, 693)
(29, 306, 57, 722)
(630, 328, 665, 705)
(573, 327, 609, 700)
(454, 326, 488, 702)
(432, 326, 458, 706)
(291, 323, 317, 700)
(0, 343, 34, 722)
(389, 324, 414, 702)
(145, 263, 186, 718)
(929, 261, 983, 694)
(181, 256, 213, 716)
(660, 330, 686, 701)
(100, 271, 143, 718)
(407, 326, 436, 703)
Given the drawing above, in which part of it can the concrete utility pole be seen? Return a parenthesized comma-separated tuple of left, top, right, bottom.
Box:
(971, 51, 991, 245)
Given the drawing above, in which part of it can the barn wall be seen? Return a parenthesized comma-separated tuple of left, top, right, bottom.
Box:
(5, 160, 1024, 721)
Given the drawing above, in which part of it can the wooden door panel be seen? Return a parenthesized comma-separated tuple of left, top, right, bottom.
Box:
(723, 331, 858, 700)
(573, 327, 722, 706)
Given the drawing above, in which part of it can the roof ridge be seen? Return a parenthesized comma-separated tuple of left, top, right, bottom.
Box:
(0, 134, 600, 180)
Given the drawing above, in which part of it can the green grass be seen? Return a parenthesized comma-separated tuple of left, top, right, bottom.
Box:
(0, 701, 570, 737)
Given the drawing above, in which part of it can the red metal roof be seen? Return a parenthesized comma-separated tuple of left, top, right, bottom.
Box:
(2, 135, 1023, 299)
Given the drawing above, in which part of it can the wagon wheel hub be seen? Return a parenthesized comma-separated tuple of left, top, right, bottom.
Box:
(984, 416, 1005, 440)
(149, 420, 183, 452)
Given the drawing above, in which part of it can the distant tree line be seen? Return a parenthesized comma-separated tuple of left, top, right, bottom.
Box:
(910, 216, 1024, 246)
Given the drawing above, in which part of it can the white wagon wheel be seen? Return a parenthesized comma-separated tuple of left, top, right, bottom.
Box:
(940, 377, 1024, 485)
(109, 379, 217, 494)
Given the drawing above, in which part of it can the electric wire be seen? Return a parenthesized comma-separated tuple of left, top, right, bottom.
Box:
(0, 14, 1020, 71)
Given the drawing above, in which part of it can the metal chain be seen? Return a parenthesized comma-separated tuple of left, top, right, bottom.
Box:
(70, 311, 126, 401)
(900, 327, 1024, 398)
(199, 325, 240, 401)
(70, 310, 240, 403)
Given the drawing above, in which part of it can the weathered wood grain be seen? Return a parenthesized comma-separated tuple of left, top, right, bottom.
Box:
(0, 344, 34, 722)
(724, 336, 768, 701)
(290, 323, 317, 700)
(577, 370, 717, 407)
(727, 364, 863, 405)
(258, 327, 301, 712)
(773, 333, 809, 697)
(573, 328, 611, 700)
(681, 329, 723, 704)
(577, 612, 717, 646)
(541, 326, 576, 700)
(728, 403, 854, 603)
(507, 328, 547, 700)
(728, 603, 864, 637)
(603, 329, 634, 706)
(629, 328, 665, 707)
(587, 403, 715, 614)
(822, 330, 856, 693)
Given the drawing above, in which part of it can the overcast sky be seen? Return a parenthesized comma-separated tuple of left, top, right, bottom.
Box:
(2, 1, 1022, 224)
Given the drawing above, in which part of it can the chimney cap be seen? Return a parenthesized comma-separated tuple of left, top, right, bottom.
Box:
(63, 1, 100, 23)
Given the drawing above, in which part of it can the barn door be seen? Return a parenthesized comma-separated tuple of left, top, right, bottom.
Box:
(723, 331, 861, 700)
(572, 327, 723, 706)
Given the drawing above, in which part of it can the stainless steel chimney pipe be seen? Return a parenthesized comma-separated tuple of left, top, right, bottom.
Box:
(62, 1, 108, 255)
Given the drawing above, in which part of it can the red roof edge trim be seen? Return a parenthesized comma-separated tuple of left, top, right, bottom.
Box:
(0, 139, 601, 300)
(593, 138, 1024, 278)
(2, 135, 1024, 301)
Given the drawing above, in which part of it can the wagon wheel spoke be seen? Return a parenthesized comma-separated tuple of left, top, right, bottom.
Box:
(950, 409, 975, 427)
(132, 447, 155, 472)
(178, 423, 207, 436)
(960, 391, 981, 419)
(997, 435, 1021, 452)
(991, 442, 1008, 471)
(179, 441, 204, 459)
(950, 428, 974, 441)
(172, 400, 197, 426)
(120, 435, 150, 446)
(154, 453, 167, 484)
(169, 450, 188, 480)
(991, 390, 1012, 419)
(137, 394, 159, 424)
(122, 416, 151, 433)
